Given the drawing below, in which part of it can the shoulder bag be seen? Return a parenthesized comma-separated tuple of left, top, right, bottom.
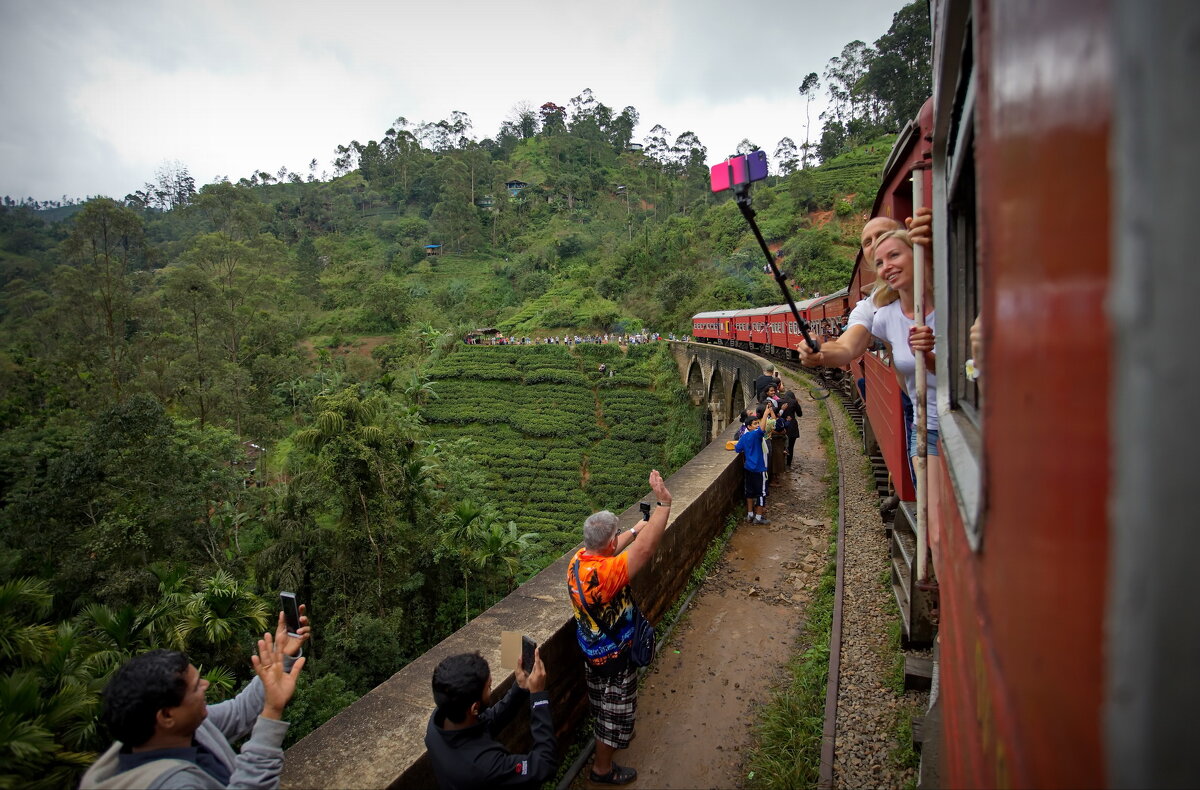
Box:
(572, 558, 655, 669)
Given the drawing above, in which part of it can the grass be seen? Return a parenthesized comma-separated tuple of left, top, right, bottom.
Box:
(744, 393, 839, 790)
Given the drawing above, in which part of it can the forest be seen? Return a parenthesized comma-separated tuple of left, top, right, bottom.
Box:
(0, 3, 928, 786)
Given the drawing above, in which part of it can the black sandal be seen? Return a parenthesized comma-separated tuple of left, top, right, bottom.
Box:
(590, 763, 638, 785)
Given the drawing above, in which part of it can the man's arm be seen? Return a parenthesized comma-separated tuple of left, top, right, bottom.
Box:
(207, 611, 310, 740)
(482, 649, 557, 786)
(623, 471, 673, 579)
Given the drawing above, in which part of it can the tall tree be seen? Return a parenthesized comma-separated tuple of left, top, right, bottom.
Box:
(59, 198, 146, 404)
(773, 137, 800, 176)
(798, 72, 820, 168)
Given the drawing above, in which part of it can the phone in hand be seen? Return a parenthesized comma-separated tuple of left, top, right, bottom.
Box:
(521, 635, 537, 673)
(279, 592, 302, 637)
(710, 150, 769, 193)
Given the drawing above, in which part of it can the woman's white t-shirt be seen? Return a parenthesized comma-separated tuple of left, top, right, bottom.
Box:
(871, 300, 939, 432)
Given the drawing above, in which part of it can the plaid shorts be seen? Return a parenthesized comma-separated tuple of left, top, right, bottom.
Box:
(584, 661, 638, 749)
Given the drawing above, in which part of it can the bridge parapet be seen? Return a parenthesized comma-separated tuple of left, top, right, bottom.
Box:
(281, 423, 743, 789)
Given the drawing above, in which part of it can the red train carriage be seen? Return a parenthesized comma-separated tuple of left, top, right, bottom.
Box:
(764, 304, 793, 357)
(690, 309, 737, 343)
(919, 0, 1195, 787)
(747, 305, 774, 350)
(729, 308, 753, 348)
(807, 288, 850, 345)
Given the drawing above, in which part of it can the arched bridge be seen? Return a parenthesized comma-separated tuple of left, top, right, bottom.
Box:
(669, 341, 774, 437)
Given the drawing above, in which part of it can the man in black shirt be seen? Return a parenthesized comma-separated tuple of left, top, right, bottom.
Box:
(425, 649, 555, 789)
(754, 366, 780, 401)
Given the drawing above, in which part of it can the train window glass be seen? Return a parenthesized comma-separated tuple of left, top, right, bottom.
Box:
(935, 9, 985, 550)
(947, 138, 980, 423)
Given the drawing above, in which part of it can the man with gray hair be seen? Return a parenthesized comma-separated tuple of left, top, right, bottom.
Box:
(566, 470, 673, 786)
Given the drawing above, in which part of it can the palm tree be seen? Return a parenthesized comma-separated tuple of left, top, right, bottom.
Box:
(0, 581, 103, 790)
(441, 500, 488, 626)
(0, 578, 54, 667)
(474, 521, 540, 594)
(175, 571, 270, 670)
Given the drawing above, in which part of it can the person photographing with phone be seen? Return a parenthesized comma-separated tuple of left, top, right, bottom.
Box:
(567, 470, 673, 785)
(80, 604, 311, 789)
(425, 648, 556, 789)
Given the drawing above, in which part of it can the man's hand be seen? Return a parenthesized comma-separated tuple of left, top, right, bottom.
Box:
(274, 604, 311, 658)
(906, 207, 933, 249)
(252, 631, 306, 720)
(649, 469, 671, 506)
(516, 648, 547, 694)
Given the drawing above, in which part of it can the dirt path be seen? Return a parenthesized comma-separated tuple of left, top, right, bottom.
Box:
(574, 392, 831, 789)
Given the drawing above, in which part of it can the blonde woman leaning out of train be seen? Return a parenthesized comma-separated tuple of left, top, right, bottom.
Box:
(798, 227, 939, 458)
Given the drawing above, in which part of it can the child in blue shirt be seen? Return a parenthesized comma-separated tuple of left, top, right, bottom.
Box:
(734, 414, 770, 525)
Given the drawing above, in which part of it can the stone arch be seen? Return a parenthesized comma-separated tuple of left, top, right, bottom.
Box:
(686, 358, 705, 405)
(730, 377, 746, 423)
(707, 368, 728, 437)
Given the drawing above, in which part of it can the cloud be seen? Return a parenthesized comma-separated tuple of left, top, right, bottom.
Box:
(0, 0, 911, 200)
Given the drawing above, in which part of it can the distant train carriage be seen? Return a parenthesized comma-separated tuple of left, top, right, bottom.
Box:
(691, 310, 736, 344)
(730, 307, 755, 349)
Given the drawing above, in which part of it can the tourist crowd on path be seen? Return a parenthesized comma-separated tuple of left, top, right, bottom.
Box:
(465, 332, 667, 346)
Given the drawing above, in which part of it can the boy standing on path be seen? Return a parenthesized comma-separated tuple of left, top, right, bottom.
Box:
(735, 414, 771, 524)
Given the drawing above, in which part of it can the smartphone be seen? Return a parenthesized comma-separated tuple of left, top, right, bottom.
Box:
(521, 635, 537, 672)
(710, 150, 770, 193)
(279, 592, 302, 637)
(639, 501, 651, 521)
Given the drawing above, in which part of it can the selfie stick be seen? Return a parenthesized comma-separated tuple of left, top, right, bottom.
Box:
(732, 182, 820, 353)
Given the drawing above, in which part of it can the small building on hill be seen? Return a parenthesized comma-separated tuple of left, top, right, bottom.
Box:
(505, 180, 528, 197)
(425, 244, 443, 256)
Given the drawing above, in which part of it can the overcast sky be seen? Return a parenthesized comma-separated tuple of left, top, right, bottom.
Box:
(1, 0, 907, 202)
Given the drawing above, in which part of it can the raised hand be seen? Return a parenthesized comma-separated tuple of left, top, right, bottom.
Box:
(649, 470, 672, 506)
(906, 207, 933, 249)
(274, 603, 311, 658)
(251, 631, 306, 720)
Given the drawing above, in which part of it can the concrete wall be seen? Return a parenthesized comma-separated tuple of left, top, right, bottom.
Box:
(282, 424, 744, 790)
(670, 341, 777, 437)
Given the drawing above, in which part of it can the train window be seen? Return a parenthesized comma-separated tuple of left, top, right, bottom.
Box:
(934, 5, 985, 549)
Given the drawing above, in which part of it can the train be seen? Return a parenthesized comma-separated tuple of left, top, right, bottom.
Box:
(691, 288, 850, 358)
(693, 0, 1197, 786)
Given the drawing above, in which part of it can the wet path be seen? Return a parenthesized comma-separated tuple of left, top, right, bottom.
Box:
(574, 395, 831, 788)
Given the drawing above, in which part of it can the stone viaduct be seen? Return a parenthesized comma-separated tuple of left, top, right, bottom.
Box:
(670, 341, 777, 437)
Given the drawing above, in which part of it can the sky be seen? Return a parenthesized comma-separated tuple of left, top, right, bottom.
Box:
(0, 0, 907, 203)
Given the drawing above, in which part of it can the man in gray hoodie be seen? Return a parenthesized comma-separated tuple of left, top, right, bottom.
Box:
(80, 608, 310, 789)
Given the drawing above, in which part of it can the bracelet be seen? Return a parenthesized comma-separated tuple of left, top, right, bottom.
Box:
(629, 527, 638, 538)
(657, 501, 671, 507)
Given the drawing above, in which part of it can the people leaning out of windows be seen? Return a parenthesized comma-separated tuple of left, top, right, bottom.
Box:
(800, 223, 939, 459)
(803, 208, 932, 370)
(425, 649, 556, 789)
(81, 606, 312, 790)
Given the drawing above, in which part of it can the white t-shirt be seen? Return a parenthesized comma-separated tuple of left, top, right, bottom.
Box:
(847, 296, 876, 331)
(871, 300, 939, 432)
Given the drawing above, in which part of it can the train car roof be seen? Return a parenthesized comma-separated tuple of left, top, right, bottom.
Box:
(765, 304, 796, 316)
(732, 306, 768, 317)
(692, 309, 740, 319)
(813, 287, 849, 306)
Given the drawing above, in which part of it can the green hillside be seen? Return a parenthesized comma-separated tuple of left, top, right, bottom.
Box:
(422, 343, 702, 563)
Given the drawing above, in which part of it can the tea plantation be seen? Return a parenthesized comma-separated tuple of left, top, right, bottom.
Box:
(423, 342, 703, 564)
